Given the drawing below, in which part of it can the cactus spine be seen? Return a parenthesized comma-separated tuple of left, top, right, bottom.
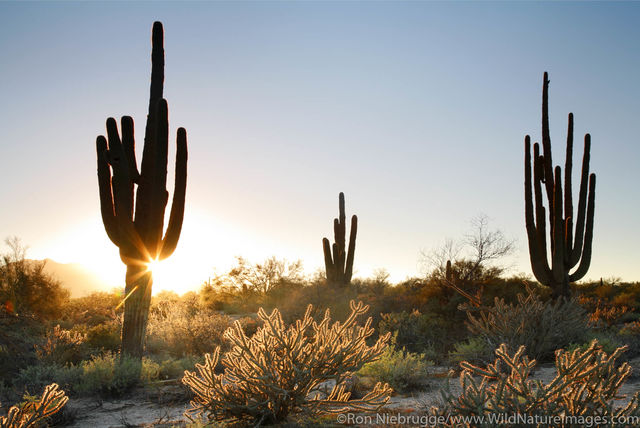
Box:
(322, 192, 357, 287)
(524, 72, 595, 298)
(96, 22, 187, 358)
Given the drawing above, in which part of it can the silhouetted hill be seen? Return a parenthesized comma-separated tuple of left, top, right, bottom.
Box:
(33, 259, 114, 298)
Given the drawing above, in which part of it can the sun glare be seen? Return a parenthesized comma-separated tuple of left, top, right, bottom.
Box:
(146, 259, 161, 274)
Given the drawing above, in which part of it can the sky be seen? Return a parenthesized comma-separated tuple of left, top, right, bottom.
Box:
(0, 1, 639, 294)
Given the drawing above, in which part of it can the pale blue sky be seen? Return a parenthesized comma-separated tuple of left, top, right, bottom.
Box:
(0, 1, 638, 291)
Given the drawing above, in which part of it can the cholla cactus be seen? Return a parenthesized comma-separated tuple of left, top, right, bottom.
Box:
(0, 383, 68, 428)
(182, 300, 392, 425)
(432, 341, 640, 427)
(35, 325, 85, 364)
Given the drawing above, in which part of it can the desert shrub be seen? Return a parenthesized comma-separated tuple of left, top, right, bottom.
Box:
(579, 296, 632, 328)
(60, 291, 123, 328)
(34, 325, 86, 365)
(75, 352, 158, 397)
(17, 364, 82, 396)
(618, 321, 640, 358)
(358, 343, 433, 392)
(378, 310, 448, 359)
(567, 333, 623, 357)
(449, 336, 493, 365)
(17, 352, 159, 398)
(0, 383, 67, 428)
(464, 286, 590, 362)
(0, 238, 69, 321)
(182, 301, 392, 426)
(84, 320, 121, 352)
(147, 299, 231, 357)
(157, 356, 201, 380)
(431, 341, 640, 427)
(0, 312, 40, 385)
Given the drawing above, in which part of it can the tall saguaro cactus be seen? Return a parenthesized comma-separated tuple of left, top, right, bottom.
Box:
(96, 22, 188, 358)
(322, 192, 357, 287)
(524, 72, 595, 298)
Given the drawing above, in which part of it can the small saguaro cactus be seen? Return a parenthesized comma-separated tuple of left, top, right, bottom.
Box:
(322, 192, 357, 287)
(96, 22, 188, 359)
(524, 72, 595, 298)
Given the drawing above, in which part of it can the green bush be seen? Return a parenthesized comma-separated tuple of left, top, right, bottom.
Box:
(378, 310, 447, 360)
(75, 352, 158, 397)
(84, 320, 121, 352)
(0, 312, 39, 385)
(431, 341, 640, 427)
(17, 352, 160, 398)
(464, 286, 590, 362)
(358, 344, 433, 392)
(17, 364, 82, 396)
(157, 356, 201, 380)
(449, 336, 493, 365)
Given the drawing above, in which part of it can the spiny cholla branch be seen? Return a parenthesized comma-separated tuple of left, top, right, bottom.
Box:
(0, 383, 68, 428)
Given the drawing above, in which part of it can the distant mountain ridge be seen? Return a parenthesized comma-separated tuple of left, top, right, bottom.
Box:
(33, 259, 117, 298)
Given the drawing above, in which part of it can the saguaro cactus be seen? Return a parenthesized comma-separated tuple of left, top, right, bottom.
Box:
(524, 72, 595, 298)
(96, 22, 188, 358)
(322, 192, 357, 287)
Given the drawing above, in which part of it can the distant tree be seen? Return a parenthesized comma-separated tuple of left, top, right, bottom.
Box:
(199, 256, 306, 313)
(226, 256, 305, 296)
(352, 268, 391, 295)
(0, 237, 69, 320)
(421, 214, 515, 287)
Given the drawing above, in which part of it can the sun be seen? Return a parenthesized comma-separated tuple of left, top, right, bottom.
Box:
(133, 209, 247, 295)
(146, 259, 162, 275)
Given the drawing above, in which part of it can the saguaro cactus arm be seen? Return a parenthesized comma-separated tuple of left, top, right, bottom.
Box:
(524, 137, 553, 287)
(160, 126, 188, 260)
(322, 192, 357, 286)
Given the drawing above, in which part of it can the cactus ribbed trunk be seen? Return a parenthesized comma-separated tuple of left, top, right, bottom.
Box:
(121, 266, 152, 359)
(96, 22, 187, 359)
(524, 72, 595, 298)
(322, 192, 357, 287)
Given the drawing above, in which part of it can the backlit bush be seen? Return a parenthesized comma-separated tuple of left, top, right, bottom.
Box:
(182, 300, 392, 425)
(147, 298, 231, 357)
(35, 325, 86, 365)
